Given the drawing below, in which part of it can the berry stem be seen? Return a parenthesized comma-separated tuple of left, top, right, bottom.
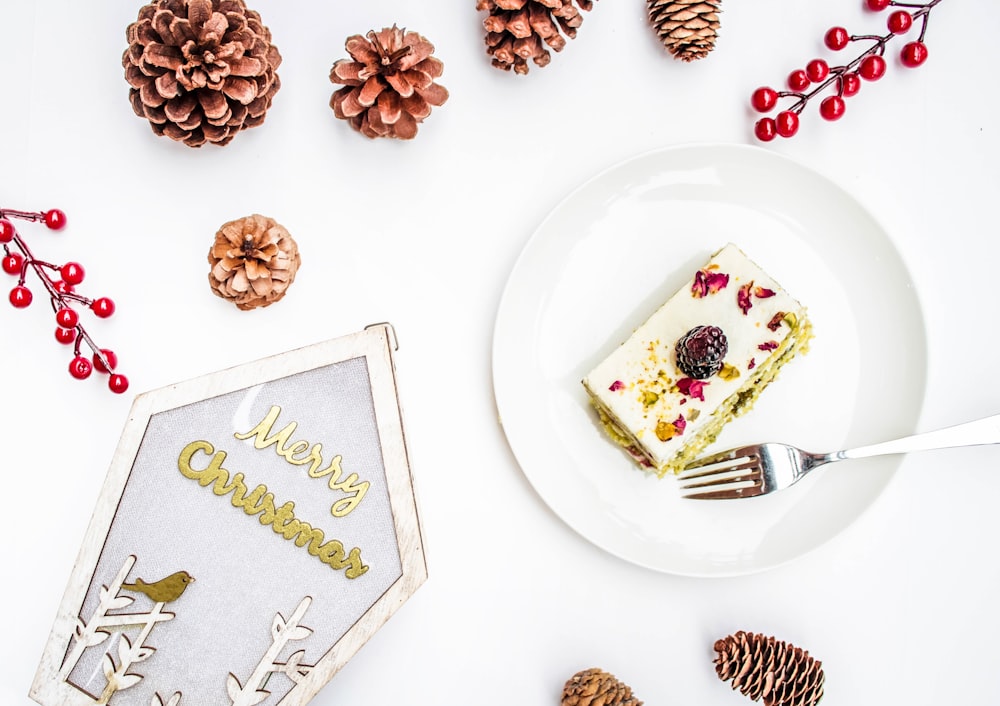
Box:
(0, 208, 125, 392)
(915, 9, 932, 41)
(780, 33, 895, 113)
(0, 208, 48, 224)
(752, 0, 943, 136)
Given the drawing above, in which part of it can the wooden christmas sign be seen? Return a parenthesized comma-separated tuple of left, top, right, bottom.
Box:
(30, 325, 426, 706)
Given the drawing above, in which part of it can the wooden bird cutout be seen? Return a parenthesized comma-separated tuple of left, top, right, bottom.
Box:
(122, 571, 195, 603)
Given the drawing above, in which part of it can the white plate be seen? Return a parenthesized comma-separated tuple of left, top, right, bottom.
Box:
(492, 143, 927, 577)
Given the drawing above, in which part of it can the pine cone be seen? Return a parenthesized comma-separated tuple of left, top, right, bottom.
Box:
(329, 26, 449, 140)
(647, 0, 721, 62)
(714, 631, 825, 706)
(123, 0, 282, 147)
(477, 0, 596, 75)
(208, 214, 300, 310)
(561, 668, 643, 706)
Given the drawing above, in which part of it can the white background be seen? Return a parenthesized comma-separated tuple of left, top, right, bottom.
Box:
(2, 1, 998, 705)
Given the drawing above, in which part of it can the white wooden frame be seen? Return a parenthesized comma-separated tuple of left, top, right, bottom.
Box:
(31, 325, 426, 706)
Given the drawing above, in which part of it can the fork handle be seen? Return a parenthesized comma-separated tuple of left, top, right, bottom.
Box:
(831, 413, 1000, 463)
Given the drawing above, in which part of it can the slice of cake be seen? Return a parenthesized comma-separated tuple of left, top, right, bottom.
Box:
(582, 243, 812, 477)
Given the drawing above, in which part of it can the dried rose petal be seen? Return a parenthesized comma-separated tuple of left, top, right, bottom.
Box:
(767, 312, 786, 331)
(671, 414, 686, 434)
(737, 281, 753, 315)
(691, 268, 729, 298)
(609, 380, 625, 392)
(706, 271, 729, 293)
(758, 340, 778, 352)
(754, 286, 776, 298)
(691, 270, 708, 298)
(676, 376, 708, 402)
(748, 357, 756, 370)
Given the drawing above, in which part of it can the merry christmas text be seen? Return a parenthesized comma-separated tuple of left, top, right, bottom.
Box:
(177, 440, 368, 579)
(234, 405, 370, 518)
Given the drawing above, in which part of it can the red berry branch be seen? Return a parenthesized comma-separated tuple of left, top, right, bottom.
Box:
(0, 208, 128, 394)
(751, 0, 943, 141)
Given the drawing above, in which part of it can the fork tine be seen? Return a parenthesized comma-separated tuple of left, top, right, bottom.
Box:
(679, 466, 761, 490)
(681, 479, 765, 500)
(681, 447, 747, 470)
(676, 455, 760, 481)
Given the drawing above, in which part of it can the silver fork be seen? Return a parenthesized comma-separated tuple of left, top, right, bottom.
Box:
(677, 413, 1000, 500)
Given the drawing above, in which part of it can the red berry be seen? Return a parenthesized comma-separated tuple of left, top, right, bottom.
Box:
(44, 209, 67, 230)
(751, 87, 778, 113)
(820, 95, 846, 121)
(841, 72, 862, 97)
(56, 307, 79, 329)
(93, 349, 118, 373)
(53, 280, 75, 294)
(859, 54, 887, 81)
(787, 69, 810, 92)
(91, 297, 116, 318)
(806, 59, 829, 83)
(754, 117, 777, 142)
(866, 0, 891, 10)
(69, 356, 93, 380)
(824, 26, 850, 51)
(55, 327, 77, 345)
(0, 219, 14, 243)
(60, 262, 85, 285)
(775, 111, 799, 138)
(887, 10, 913, 33)
(2, 253, 23, 275)
(901, 41, 928, 67)
(9, 286, 32, 308)
(109, 373, 130, 394)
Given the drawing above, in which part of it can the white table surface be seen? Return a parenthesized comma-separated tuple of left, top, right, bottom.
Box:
(2, 1, 998, 704)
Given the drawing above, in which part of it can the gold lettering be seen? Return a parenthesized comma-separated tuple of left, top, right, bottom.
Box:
(271, 502, 297, 534)
(178, 440, 217, 480)
(307, 452, 342, 481)
(176, 440, 366, 579)
(345, 547, 369, 579)
(285, 440, 311, 460)
(234, 405, 370, 517)
(238, 484, 271, 516)
(330, 490, 366, 518)
(315, 538, 347, 565)
(234, 405, 295, 452)
(234, 405, 317, 468)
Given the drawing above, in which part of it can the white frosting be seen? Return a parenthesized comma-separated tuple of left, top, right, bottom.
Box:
(583, 243, 805, 469)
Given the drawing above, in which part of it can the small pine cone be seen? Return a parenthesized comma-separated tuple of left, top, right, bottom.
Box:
(208, 214, 300, 310)
(329, 26, 449, 140)
(561, 668, 643, 706)
(647, 0, 721, 62)
(123, 0, 282, 147)
(714, 631, 825, 706)
(476, 0, 596, 75)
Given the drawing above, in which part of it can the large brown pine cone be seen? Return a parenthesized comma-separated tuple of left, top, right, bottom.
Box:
(714, 631, 825, 706)
(208, 214, 300, 310)
(477, 0, 596, 75)
(561, 668, 643, 706)
(123, 0, 282, 147)
(647, 0, 721, 62)
(329, 26, 449, 140)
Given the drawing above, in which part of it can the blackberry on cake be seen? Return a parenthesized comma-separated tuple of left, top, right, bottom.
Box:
(676, 325, 728, 379)
(581, 243, 813, 476)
